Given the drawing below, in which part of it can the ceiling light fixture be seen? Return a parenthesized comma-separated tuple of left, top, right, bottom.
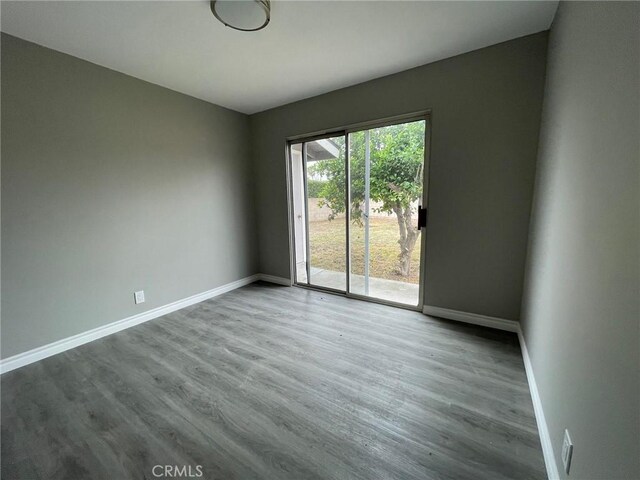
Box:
(210, 0, 271, 32)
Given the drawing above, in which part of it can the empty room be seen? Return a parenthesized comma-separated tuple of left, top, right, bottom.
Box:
(1, 1, 638, 479)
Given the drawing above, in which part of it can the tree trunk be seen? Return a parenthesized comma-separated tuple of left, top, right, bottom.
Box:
(392, 202, 419, 276)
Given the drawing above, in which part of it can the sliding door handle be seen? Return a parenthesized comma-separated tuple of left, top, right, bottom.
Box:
(418, 206, 427, 230)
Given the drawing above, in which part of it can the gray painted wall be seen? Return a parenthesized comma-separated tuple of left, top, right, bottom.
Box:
(520, 2, 639, 479)
(1, 34, 257, 359)
(251, 32, 548, 321)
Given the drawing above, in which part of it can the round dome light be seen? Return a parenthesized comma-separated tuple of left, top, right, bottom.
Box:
(211, 0, 271, 32)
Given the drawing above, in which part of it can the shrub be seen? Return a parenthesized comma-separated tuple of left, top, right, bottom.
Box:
(306, 179, 327, 198)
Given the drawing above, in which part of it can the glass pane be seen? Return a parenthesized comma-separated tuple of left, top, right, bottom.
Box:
(289, 143, 308, 284)
(348, 120, 425, 305)
(305, 136, 346, 291)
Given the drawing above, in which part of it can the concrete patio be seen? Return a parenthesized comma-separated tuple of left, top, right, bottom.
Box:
(297, 265, 419, 306)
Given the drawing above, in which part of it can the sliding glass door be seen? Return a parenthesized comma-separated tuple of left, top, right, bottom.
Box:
(289, 117, 428, 308)
(290, 136, 347, 291)
(347, 120, 426, 306)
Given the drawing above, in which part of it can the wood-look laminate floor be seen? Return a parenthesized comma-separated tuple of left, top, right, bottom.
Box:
(1, 282, 546, 480)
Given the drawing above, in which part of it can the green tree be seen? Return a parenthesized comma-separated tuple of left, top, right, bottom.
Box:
(311, 121, 425, 276)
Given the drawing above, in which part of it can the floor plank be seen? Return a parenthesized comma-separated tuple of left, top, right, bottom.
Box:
(1, 282, 546, 479)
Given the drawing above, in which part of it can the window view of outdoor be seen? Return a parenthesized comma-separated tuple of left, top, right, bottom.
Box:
(291, 137, 347, 291)
(291, 119, 426, 306)
(305, 136, 347, 291)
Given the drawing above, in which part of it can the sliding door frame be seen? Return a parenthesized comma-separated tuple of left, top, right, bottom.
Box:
(286, 110, 432, 311)
(287, 131, 348, 294)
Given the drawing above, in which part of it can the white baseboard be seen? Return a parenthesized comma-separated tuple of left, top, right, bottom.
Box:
(0, 274, 261, 375)
(517, 328, 560, 480)
(257, 274, 292, 286)
(422, 305, 519, 332)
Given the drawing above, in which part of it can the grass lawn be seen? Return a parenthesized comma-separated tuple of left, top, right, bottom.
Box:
(308, 216, 421, 284)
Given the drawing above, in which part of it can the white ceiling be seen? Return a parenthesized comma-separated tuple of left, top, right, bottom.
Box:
(1, 1, 558, 114)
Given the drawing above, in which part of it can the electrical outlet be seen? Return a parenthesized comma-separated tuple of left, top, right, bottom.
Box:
(134, 290, 145, 305)
(561, 429, 573, 474)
